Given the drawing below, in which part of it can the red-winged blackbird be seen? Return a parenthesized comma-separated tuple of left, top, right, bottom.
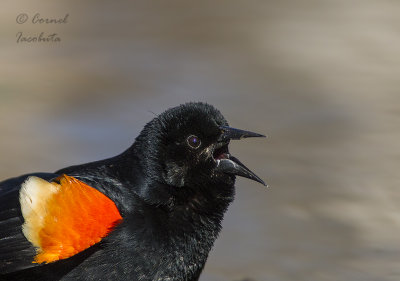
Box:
(0, 102, 266, 281)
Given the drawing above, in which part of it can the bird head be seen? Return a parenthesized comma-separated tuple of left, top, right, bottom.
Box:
(132, 102, 266, 196)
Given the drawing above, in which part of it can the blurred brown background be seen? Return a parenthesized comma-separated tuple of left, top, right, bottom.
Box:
(1, 1, 400, 280)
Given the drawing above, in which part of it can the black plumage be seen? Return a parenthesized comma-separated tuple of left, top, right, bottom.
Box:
(0, 102, 265, 281)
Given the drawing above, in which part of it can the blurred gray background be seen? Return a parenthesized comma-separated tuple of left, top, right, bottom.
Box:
(1, 1, 400, 280)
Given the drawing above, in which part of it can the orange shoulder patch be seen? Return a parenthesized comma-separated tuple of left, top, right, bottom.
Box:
(19, 174, 122, 264)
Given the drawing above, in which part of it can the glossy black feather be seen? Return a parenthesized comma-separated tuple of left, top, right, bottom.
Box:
(0, 102, 263, 281)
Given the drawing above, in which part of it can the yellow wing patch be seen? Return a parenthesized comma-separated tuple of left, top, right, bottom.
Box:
(19, 174, 122, 264)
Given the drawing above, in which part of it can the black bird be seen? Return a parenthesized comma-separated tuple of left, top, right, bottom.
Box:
(0, 102, 266, 281)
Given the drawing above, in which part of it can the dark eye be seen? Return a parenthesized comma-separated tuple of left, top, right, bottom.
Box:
(187, 135, 201, 149)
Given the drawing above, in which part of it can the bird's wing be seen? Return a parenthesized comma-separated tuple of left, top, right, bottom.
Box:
(0, 173, 122, 274)
(0, 173, 57, 274)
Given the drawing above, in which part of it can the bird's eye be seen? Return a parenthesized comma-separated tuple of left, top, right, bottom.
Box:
(187, 135, 201, 149)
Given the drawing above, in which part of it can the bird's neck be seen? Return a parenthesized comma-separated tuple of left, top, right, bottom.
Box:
(166, 185, 235, 260)
(128, 184, 235, 281)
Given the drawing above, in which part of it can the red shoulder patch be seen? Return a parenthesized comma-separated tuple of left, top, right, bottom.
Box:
(20, 174, 122, 263)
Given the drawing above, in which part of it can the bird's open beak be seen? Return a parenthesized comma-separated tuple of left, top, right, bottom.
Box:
(215, 126, 267, 186)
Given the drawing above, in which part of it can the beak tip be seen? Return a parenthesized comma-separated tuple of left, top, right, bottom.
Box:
(256, 178, 268, 187)
(246, 133, 266, 139)
(219, 126, 267, 141)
